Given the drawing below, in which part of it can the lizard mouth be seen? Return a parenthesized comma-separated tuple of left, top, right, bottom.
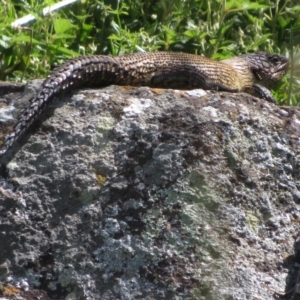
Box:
(278, 60, 289, 73)
(271, 60, 289, 81)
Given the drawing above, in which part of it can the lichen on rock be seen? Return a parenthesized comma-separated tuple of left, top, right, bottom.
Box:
(0, 83, 300, 299)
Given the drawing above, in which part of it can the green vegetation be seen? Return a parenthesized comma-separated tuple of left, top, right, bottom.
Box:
(0, 0, 299, 105)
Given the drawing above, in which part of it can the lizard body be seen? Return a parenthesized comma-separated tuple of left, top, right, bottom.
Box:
(0, 51, 288, 157)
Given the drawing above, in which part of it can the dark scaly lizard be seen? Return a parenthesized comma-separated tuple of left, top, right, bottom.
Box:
(0, 51, 288, 157)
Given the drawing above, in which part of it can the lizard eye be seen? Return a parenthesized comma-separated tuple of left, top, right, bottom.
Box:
(270, 56, 280, 64)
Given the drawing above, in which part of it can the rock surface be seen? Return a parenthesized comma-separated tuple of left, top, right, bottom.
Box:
(0, 82, 300, 300)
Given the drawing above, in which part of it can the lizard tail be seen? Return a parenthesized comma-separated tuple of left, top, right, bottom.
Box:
(0, 55, 123, 156)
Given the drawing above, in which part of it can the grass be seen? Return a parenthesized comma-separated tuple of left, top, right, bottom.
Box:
(0, 0, 300, 105)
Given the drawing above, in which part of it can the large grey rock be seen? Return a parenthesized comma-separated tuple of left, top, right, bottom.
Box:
(0, 82, 299, 300)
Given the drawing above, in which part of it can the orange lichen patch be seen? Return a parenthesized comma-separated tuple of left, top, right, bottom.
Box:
(119, 86, 135, 92)
(0, 285, 20, 296)
(1, 125, 14, 136)
(151, 88, 165, 94)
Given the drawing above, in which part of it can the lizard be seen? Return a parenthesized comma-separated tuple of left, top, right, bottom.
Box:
(0, 51, 289, 158)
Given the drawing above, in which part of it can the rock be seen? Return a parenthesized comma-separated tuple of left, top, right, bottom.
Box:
(0, 82, 300, 299)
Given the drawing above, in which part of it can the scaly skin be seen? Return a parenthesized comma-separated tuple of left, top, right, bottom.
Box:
(0, 51, 289, 157)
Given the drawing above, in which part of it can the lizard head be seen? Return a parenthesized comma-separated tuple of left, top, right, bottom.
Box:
(243, 52, 289, 88)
